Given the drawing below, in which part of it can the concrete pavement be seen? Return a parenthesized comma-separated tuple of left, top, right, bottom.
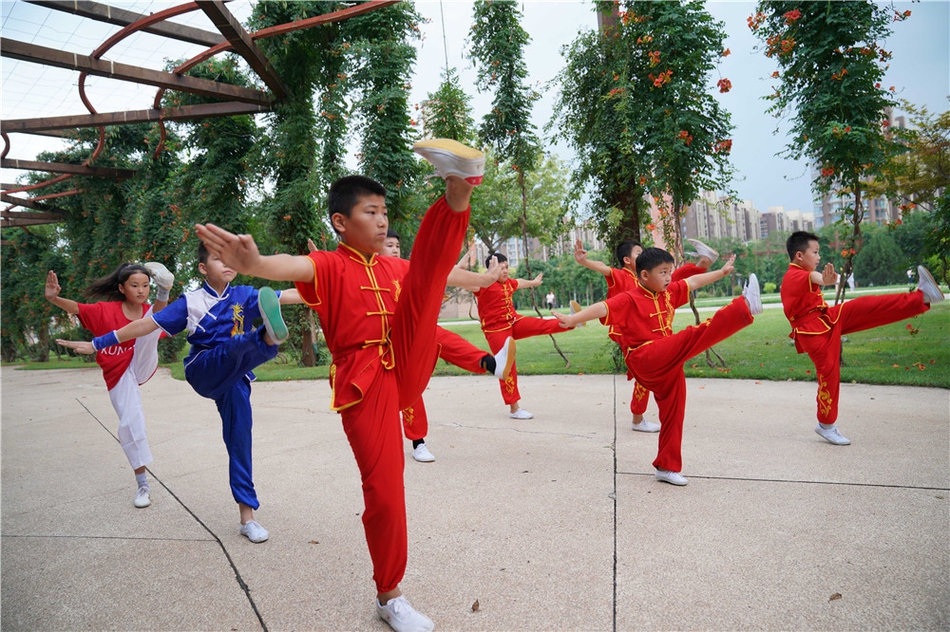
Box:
(2, 365, 948, 631)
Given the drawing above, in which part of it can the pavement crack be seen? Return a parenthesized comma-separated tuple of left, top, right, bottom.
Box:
(74, 397, 270, 632)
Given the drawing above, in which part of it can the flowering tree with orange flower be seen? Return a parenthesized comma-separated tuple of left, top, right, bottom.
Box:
(750, 1, 908, 302)
(551, 1, 734, 255)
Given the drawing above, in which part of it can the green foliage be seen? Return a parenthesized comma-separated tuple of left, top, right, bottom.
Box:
(853, 225, 906, 285)
(751, 1, 907, 298)
(469, 0, 541, 172)
(420, 68, 478, 143)
(552, 1, 734, 250)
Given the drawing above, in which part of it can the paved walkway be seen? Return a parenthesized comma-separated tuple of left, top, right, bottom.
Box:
(2, 366, 948, 631)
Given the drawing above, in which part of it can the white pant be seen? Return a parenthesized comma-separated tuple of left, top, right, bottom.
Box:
(107, 310, 161, 470)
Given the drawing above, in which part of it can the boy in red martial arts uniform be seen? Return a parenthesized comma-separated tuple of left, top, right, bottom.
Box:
(195, 139, 482, 632)
(574, 237, 718, 432)
(458, 253, 574, 419)
(380, 228, 515, 463)
(555, 247, 762, 486)
(780, 231, 944, 445)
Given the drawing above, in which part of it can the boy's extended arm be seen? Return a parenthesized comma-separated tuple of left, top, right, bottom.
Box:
(449, 257, 501, 292)
(516, 273, 543, 289)
(810, 263, 838, 287)
(553, 301, 606, 328)
(685, 255, 735, 291)
(195, 223, 314, 283)
(279, 288, 303, 305)
(574, 239, 612, 278)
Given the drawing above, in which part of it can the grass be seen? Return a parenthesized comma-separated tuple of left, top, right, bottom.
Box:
(9, 297, 949, 389)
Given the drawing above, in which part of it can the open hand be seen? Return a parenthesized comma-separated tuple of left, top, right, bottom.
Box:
(195, 223, 261, 274)
(45, 271, 61, 301)
(573, 239, 587, 264)
(56, 339, 95, 355)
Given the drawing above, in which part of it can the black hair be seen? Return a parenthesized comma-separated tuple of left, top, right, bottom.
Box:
(635, 247, 675, 273)
(328, 175, 387, 233)
(614, 240, 642, 268)
(386, 228, 400, 240)
(197, 241, 212, 265)
(787, 231, 820, 261)
(486, 252, 507, 268)
(86, 262, 151, 302)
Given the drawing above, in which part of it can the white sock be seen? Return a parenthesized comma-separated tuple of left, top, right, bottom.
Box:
(135, 472, 148, 489)
(156, 287, 170, 302)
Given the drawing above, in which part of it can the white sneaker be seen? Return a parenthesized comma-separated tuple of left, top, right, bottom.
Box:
(258, 287, 288, 344)
(686, 238, 719, 265)
(569, 300, 585, 326)
(655, 469, 689, 486)
(143, 262, 175, 289)
(917, 265, 945, 304)
(240, 520, 269, 543)
(815, 423, 851, 445)
(413, 139, 485, 185)
(510, 408, 534, 420)
(494, 337, 516, 380)
(134, 486, 150, 508)
(743, 273, 763, 315)
(376, 595, 434, 632)
(631, 419, 660, 433)
(412, 443, 436, 463)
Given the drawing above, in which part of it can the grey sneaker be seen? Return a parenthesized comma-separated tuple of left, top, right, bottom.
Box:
(686, 238, 719, 265)
(258, 287, 288, 344)
(143, 262, 174, 290)
(134, 486, 150, 508)
(655, 469, 688, 486)
(917, 265, 945, 304)
(743, 273, 763, 315)
(569, 300, 586, 326)
(376, 595, 434, 632)
(413, 139, 485, 185)
(815, 423, 851, 445)
(493, 337, 516, 380)
(631, 419, 660, 433)
(240, 520, 269, 543)
(412, 443, 435, 463)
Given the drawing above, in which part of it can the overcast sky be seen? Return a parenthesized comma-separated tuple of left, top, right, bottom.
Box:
(3, 0, 948, 218)
(409, 0, 949, 216)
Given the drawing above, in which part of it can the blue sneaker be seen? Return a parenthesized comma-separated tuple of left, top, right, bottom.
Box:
(259, 287, 288, 344)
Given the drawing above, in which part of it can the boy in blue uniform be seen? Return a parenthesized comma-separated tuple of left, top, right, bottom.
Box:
(59, 244, 299, 543)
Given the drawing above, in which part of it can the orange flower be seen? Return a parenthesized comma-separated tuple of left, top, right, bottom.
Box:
(717, 78, 732, 93)
(783, 9, 801, 23)
(722, 48, 731, 57)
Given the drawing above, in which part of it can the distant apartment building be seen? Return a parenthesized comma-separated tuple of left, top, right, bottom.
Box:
(761, 206, 814, 237)
(682, 191, 762, 243)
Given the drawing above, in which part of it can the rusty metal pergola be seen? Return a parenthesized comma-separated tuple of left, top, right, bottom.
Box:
(0, 0, 398, 231)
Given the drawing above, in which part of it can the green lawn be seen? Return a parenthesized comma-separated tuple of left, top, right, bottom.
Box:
(11, 298, 949, 389)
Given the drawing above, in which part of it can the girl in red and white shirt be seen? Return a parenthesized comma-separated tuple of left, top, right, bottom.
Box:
(45, 262, 173, 508)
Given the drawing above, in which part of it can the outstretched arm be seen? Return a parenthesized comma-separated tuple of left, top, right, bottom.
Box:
(685, 255, 735, 292)
(195, 223, 314, 283)
(279, 288, 303, 305)
(449, 257, 501, 292)
(553, 301, 606, 328)
(810, 263, 838, 287)
(57, 315, 161, 355)
(516, 272, 543, 290)
(574, 239, 612, 278)
(45, 271, 80, 315)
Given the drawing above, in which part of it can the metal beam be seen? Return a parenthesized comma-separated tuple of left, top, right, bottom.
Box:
(2, 216, 62, 227)
(1, 205, 66, 221)
(4, 102, 272, 133)
(25, 0, 226, 47)
(1, 158, 135, 180)
(198, 0, 288, 100)
(1, 38, 271, 106)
